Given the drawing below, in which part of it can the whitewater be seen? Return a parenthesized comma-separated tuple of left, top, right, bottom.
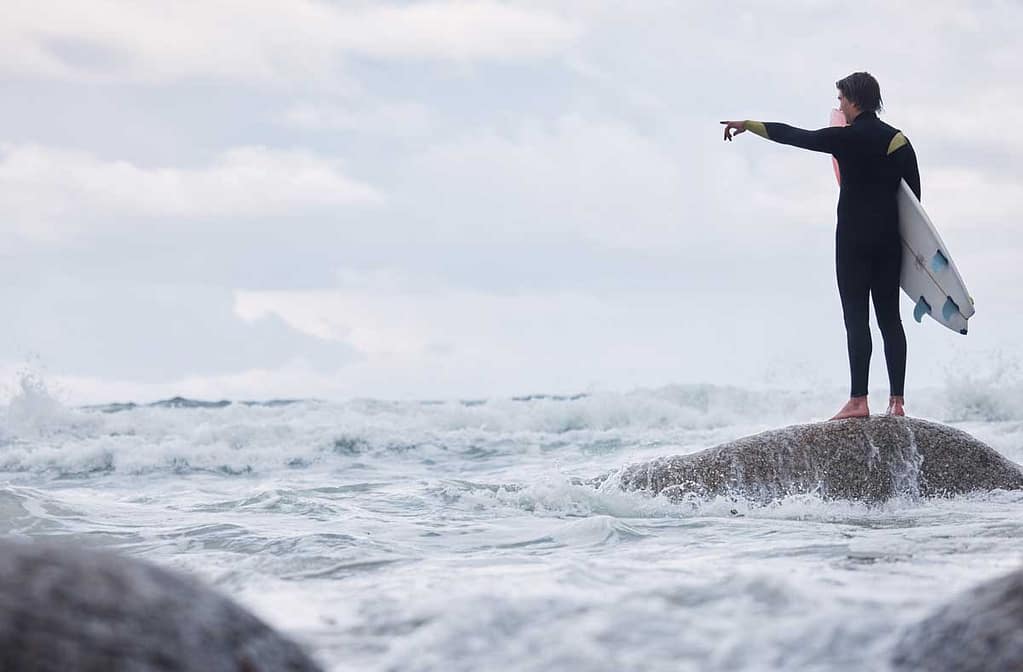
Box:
(2, 372, 1023, 671)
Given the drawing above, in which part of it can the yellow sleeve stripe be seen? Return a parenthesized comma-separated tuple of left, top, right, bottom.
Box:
(745, 120, 769, 139)
(887, 132, 907, 155)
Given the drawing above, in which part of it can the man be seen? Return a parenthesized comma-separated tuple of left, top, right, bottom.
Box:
(720, 72, 920, 420)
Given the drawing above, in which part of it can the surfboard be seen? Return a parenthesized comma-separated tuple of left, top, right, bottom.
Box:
(828, 110, 975, 335)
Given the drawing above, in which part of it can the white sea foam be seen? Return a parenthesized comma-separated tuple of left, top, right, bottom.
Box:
(3, 367, 1023, 477)
(2, 369, 1023, 670)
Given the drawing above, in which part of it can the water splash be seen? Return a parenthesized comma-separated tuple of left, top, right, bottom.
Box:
(940, 351, 1023, 422)
(3, 367, 94, 440)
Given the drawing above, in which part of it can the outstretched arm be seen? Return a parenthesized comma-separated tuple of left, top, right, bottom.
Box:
(721, 120, 846, 154)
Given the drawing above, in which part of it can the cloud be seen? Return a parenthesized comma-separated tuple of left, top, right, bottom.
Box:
(231, 265, 853, 392)
(1, 281, 357, 382)
(0, 1, 580, 84)
(925, 168, 1023, 229)
(282, 100, 435, 137)
(0, 144, 380, 242)
(400, 115, 698, 250)
(2, 1, 1022, 402)
(229, 266, 1023, 401)
(394, 112, 843, 259)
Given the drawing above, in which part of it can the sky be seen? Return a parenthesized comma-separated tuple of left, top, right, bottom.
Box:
(2, 0, 1022, 404)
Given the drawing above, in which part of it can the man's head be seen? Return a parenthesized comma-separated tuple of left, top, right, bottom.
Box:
(836, 72, 882, 121)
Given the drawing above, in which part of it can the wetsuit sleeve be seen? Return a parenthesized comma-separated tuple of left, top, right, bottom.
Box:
(898, 140, 921, 202)
(744, 121, 846, 154)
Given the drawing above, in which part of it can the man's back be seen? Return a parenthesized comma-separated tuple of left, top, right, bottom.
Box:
(835, 111, 920, 244)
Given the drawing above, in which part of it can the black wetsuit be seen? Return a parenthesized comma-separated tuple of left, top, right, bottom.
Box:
(745, 112, 921, 397)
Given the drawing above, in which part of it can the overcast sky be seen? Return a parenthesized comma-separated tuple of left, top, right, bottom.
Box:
(2, 1, 1022, 403)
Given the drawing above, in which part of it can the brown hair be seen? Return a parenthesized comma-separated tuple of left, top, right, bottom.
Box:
(836, 72, 883, 113)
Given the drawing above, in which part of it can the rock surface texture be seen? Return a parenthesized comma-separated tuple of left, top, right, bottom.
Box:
(618, 416, 1023, 503)
(892, 567, 1023, 671)
(0, 539, 323, 672)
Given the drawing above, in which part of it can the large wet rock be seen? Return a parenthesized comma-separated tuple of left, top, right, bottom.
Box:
(892, 567, 1023, 671)
(0, 539, 322, 672)
(618, 416, 1023, 503)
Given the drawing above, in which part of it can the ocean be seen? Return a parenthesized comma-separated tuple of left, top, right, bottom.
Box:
(2, 372, 1022, 671)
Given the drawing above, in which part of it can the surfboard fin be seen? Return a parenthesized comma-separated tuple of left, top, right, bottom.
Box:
(914, 297, 931, 323)
(942, 297, 961, 322)
(931, 250, 949, 273)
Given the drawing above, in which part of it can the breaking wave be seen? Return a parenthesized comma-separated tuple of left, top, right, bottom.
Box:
(2, 369, 1023, 476)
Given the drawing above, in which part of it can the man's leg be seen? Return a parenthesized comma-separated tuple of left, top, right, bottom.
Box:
(831, 241, 872, 420)
(871, 240, 907, 415)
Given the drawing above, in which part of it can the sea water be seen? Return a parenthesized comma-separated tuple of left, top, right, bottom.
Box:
(2, 373, 1022, 671)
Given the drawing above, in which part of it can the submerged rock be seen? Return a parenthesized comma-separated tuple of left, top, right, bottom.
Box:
(618, 416, 1023, 503)
(0, 539, 322, 672)
(892, 567, 1023, 671)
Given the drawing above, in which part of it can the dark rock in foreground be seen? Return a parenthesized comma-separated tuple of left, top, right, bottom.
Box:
(892, 567, 1023, 671)
(0, 539, 323, 672)
(618, 416, 1023, 503)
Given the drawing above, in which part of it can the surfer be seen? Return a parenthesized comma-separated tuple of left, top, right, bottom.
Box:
(720, 72, 920, 420)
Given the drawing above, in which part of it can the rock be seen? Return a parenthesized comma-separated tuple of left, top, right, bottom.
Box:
(617, 416, 1023, 503)
(0, 538, 323, 672)
(892, 567, 1023, 671)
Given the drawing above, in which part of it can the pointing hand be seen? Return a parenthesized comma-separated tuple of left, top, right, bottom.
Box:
(720, 120, 746, 141)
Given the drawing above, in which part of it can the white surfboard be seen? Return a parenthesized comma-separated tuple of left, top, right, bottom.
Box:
(828, 110, 975, 334)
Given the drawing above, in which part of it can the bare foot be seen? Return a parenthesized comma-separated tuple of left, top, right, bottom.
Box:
(887, 396, 905, 416)
(829, 397, 870, 421)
